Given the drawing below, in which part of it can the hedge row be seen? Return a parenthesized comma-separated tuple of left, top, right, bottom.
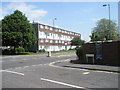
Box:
(76, 47, 84, 60)
(2, 47, 25, 55)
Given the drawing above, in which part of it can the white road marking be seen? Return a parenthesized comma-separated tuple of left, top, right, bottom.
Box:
(23, 66, 29, 68)
(104, 72, 113, 74)
(38, 64, 42, 66)
(0, 61, 4, 62)
(40, 78, 87, 89)
(95, 71, 104, 73)
(1, 70, 24, 76)
(14, 67, 22, 69)
(49, 59, 118, 74)
(22, 59, 28, 60)
(32, 65, 37, 67)
(83, 72, 90, 75)
(49, 60, 90, 71)
(44, 64, 48, 65)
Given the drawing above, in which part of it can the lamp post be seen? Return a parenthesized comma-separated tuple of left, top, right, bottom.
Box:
(103, 4, 111, 40)
(53, 18, 57, 51)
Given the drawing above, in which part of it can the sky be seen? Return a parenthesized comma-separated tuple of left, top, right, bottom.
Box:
(1, 1, 118, 41)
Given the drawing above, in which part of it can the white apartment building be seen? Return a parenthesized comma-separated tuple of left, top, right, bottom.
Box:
(32, 23, 81, 51)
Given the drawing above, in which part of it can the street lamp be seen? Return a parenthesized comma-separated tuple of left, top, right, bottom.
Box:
(48, 18, 57, 57)
(53, 18, 57, 51)
(103, 4, 111, 40)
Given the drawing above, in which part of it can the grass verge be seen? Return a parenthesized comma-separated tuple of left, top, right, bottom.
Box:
(1, 50, 75, 57)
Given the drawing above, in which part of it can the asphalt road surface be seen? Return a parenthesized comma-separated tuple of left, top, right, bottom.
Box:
(1, 52, 118, 89)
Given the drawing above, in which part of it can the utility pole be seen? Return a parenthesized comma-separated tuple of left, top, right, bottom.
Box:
(53, 18, 57, 51)
(103, 4, 111, 40)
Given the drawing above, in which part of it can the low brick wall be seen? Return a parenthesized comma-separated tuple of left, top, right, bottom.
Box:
(83, 40, 120, 66)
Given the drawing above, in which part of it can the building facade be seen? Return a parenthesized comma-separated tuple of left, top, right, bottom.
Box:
(32, 23, 81, 51)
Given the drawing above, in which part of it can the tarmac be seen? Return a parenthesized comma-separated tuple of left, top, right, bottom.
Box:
(54, 59, 120, 73)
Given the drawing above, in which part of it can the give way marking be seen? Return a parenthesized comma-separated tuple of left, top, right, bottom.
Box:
(41, 78, 90, 89)
(0, 70, 24, 76)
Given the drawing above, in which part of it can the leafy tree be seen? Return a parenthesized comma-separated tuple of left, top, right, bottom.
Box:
(90, 18, 118, 41)
(2, 10, 37, 53)
(71, 37, 85, 47)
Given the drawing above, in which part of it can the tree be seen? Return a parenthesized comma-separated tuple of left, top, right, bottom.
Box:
(71, 37, 85, 47)
(2, 10, 37, 53)
(90, 18, 118, 41)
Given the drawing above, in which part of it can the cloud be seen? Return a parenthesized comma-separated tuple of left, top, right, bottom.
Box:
(2, 2, 48, 21)
(91, 18, 101, 22)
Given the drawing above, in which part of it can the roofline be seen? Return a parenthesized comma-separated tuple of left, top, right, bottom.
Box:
(32, 22, 81, 35)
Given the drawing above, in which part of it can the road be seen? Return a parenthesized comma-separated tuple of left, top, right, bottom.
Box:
(1, 52, 118, 89)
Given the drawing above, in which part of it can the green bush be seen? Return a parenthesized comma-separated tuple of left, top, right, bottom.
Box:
(2, 47, 25, 55)
(76, 47, 84, 60)
(2, 48, 14, 55)
(15, 47, 25, 53)
(39, 49, 45, 52)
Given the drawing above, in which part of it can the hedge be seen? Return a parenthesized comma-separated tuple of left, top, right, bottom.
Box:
(76, 47, 84, 60)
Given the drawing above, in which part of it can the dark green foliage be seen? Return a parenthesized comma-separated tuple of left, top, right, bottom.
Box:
(2, 48, 14, 55)
(76, 47, 84, 60)
(2, 10, 37, 53)
(39, 49, 45, 52)
(90, 18, 119, 41)
(71, 37, 85, 47)
(2, 32, 22, 47)
(15, 47, 25, 54)
(2, 47, 25, 55)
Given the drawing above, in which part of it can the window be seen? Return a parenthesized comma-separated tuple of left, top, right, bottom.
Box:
(45, 39, 49, 42)
(50, 40, 53, 43)
(62, 41, 64, 43)
(55, 29, 58, 32)
(41, 39, 43, 42)
(40, 25, 44, 29)
(45, 26, 48, 29)
(59, 29, 61, 32)
(55, 40, 58, 43)
(50, 27, 53, 30)
(59, 34, 62, 37)
(59, 40, 61, 43)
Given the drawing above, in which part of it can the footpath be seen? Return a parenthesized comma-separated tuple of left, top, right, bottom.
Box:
(54, 60, 120, 73)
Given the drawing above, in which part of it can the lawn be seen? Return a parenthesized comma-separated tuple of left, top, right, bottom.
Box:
(1, 50, 75, 57)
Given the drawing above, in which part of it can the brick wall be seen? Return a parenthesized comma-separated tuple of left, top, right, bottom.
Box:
(83, 40, 120, 66)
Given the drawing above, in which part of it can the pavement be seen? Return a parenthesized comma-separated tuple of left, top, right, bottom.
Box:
(54, 59, 120, 73)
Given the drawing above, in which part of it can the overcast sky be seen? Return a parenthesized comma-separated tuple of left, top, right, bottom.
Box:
(1, 1, 118, 41)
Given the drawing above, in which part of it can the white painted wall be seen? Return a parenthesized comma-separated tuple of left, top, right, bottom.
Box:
(39, 45, 74, 51)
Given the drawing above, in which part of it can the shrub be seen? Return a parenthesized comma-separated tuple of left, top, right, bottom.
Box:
(2, 47, 25, 55)
(39, 49, 45, 52)
(2, 48, 14, 55)
(15, 47, 25, 54)
(76, 47, 84, 60)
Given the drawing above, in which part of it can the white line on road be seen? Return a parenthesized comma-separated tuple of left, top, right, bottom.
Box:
(23, 66, 29, 68)
(40, 78, 87, 89)
(1, 70, 24, 76)
(49, 59, 118, 74)
(32, 65, 37, 67)
(0, 61, 4, 62)
(83, 72, 90, 75)
(14, 67, 22, 69)
(38, 64, 42, 66)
